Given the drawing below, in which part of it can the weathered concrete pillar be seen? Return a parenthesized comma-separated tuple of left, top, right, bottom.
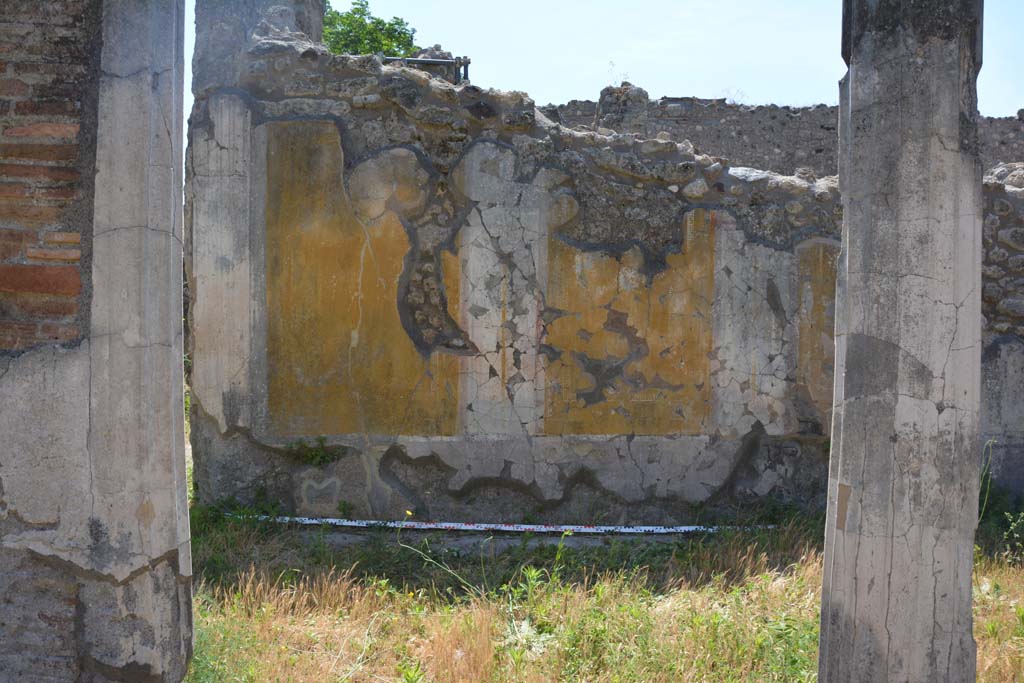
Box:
(819, 1, 984, 681)
(0, 0, 192, 680)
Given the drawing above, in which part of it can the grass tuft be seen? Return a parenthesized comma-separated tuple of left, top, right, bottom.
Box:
(185, 500, 1024, 682)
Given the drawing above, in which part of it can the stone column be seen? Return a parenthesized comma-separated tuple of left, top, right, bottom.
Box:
(86, 1, 193, 675)
(819, 1, 984, 681)
(0, 0, 191, 680)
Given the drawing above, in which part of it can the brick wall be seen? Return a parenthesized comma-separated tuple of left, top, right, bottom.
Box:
(0, 0, 100, 352)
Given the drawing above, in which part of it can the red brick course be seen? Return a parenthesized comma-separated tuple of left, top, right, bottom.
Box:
(0, 319, 78, 350)
(4, 122, 79, 138)
(25, 247, 80, 262)
(43, 231, 80, 245)
(0, 0, 97, 351)
(0, 143, 77, 162)
(0, 203, 64, 226)
(0, 163, 79, 182)
(0, 264, 81, 296)
(14, 99, 82, 117)
(0, 182, 78, 200)
(0, 290, 78, 319)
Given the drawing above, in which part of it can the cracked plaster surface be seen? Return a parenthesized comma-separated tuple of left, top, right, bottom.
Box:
(819, 14, 983, 682)
(185, 0, 1020, 524)
(182, 1, 855, 521)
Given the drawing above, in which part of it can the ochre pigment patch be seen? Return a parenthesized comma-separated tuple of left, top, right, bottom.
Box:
(265, 121, 459, 436)
(835, 482, 851, 530)
(543, 209, 716, 435)
(796, 240, 839, 429)
(441, 249, 461, 324)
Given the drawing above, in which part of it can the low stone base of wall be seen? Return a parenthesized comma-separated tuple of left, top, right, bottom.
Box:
(191, 407, 829, 523)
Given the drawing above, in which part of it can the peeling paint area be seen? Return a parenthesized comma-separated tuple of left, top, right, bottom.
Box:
(447, 141, 565, 437)
(544, 210, 715, 435)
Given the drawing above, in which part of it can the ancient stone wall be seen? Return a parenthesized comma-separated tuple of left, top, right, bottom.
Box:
(982, 163, 1024, 491)
(0, 1, 192, 679)
(187, 5, 843, 524)
(188, 4, 1024, 521)
(543, 83, 1024, 178)
(985, 164, 1024, 335)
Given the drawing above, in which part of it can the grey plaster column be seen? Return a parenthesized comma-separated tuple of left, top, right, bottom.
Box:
(83, 0, 193, 676)
(819, 1, 984, 681)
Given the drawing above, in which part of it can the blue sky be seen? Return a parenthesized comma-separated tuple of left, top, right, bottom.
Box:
(183, 0, 1023, 144)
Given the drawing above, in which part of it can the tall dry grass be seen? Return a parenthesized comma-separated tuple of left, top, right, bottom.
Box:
(186, 511, 1024, 682)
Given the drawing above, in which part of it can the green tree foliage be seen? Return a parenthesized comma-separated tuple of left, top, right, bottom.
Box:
(323, 0, 419, 57)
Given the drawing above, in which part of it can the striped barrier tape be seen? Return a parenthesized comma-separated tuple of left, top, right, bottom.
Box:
(231, 513, 754, 535)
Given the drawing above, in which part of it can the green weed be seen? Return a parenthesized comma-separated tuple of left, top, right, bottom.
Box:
(284, 436, 345, 467)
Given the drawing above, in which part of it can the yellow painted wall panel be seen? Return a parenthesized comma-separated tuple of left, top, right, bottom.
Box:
(796, 240, 839, 429)
(265, 122, 458, 436)
(543, 209, 716, 436)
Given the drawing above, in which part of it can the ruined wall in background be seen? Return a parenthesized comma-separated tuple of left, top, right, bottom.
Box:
(552, 88, 1024, 495)
(187, 6, 844, 524)
(982, 163, 1024, 492)
(543, 83, 1024, 178)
